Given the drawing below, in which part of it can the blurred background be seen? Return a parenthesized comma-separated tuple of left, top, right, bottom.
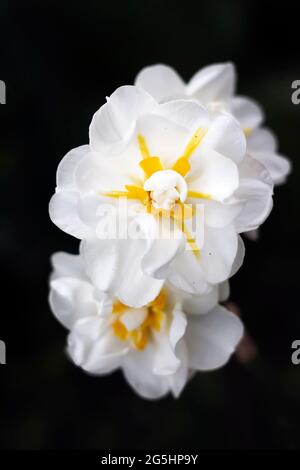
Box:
(0, 0, 299, 450)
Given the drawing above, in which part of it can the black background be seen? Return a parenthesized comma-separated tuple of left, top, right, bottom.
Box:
(0, 0, 299, 450)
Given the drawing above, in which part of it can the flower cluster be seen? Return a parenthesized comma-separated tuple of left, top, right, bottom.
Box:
(49, 63, 290, 399)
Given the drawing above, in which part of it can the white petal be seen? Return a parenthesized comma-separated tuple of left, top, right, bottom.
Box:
(188, 148, 239, 201)
(56, 145, 90, 190)
(247, 127, 277, 153)
(182, 285, 219, 316)
(77, 193, 103, 230)
(82, 237, 163, 308)
(153, 336, 181, 376)
(202, 198, 243, 229)
(230, 96, 264, 129)
(49, 191, 92, 239)
(234, 179, 273, 233)
(169, 223, 239, 289)
(80, 238, 118, 292)
(233, 154, 273, 232)
(167, 250, 208, 294)
(141, 217, 185, 279)
(250, 152, 291, 186)
(199, 114, 246, 164)
(169, 306, 187, 351)
(120, 308, 147, 331)
(137, 114, 189, 167)
(68, 321, 128, 375)
(169, 340, 189, 398)
(75, 148, 138, 193)
(238, 152, 272, 186)
(186, 305, 244, 370)
(201, 224, 238, 284)
(144, 169, 183, 192)
(135, 64, 186, 102)
(230, 235, 245, 277)
(72, 316, 109, 341)
(115, 238, 164, 308)
(89, 85, 157, 156)
(49, 277, 96, 329)
(50, 252, 86, 281)
(247, 128, 291, 184)
(187, 62, 236, 102)
(158, 99, 209, 132)
(218, 280, 230, 302)
(123, 347, 170, 399)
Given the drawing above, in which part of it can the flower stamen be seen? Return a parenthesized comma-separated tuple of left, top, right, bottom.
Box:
(112, 290, 166, 350)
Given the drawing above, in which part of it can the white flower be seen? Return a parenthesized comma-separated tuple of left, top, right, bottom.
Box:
(49, 86, 273, 306)
(49, 251, 244, 399)
(135, 63, 291, 186)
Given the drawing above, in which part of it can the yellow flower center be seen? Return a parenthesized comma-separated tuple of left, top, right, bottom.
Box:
(102, 127, 210, 258)
(112, 290, 166, 350)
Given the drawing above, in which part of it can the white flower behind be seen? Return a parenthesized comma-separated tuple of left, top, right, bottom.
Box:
(135, 63, 291, 186)
(49, 252, 244, 399)
(49, 86, 273, 307)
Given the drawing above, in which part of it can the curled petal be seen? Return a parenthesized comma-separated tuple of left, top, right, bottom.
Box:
(187, 62, 236, 102)
(89, 85, 158, 156)
(49, 191, 92, 239)
(135, 64, 186, 102)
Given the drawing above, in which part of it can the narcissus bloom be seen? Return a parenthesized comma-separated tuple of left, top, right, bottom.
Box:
(49, 252, 243, 399)
(50, 86, 273, 307)
(135, 63, 290, 186)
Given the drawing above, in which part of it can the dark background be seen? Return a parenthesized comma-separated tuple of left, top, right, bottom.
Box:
(0, 0, 299, 450)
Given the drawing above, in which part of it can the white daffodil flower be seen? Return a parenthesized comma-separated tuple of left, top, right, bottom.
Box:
(49, 251, 244, 399)
(49, 86, 273, 307)
(135, 63, 291, 186)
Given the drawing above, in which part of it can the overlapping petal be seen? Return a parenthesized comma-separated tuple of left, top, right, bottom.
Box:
(135, 64, 186, 102)
(187, 62, 236, 102)
(89, 85, 158, 156)
(49, 251, 244, 398)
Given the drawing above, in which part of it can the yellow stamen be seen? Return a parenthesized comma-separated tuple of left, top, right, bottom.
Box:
(182, 224, 200, 259)
(103, 190, 134, 199)
(147, 309, 164, 332)
(172, 203, 194, 220)
(172, 157, 191, 177)
(131, 328, 149, 350)
(112, 300, 127, 314)
(125, 185, 148, 202)
(103, 131, 205, 258)
(187, 190, 211, 200)
(180, 127, 206, 160)
(139, 156, 164, 178)
(171, 127, 205, 179)
(103, 185, 149, 203)
(112, 319, 128, 341)
(243, 127, 252, 137)
(137, 134, 151, 159)
(150, 289, 166, 311)
(112, 289, 167, 350)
